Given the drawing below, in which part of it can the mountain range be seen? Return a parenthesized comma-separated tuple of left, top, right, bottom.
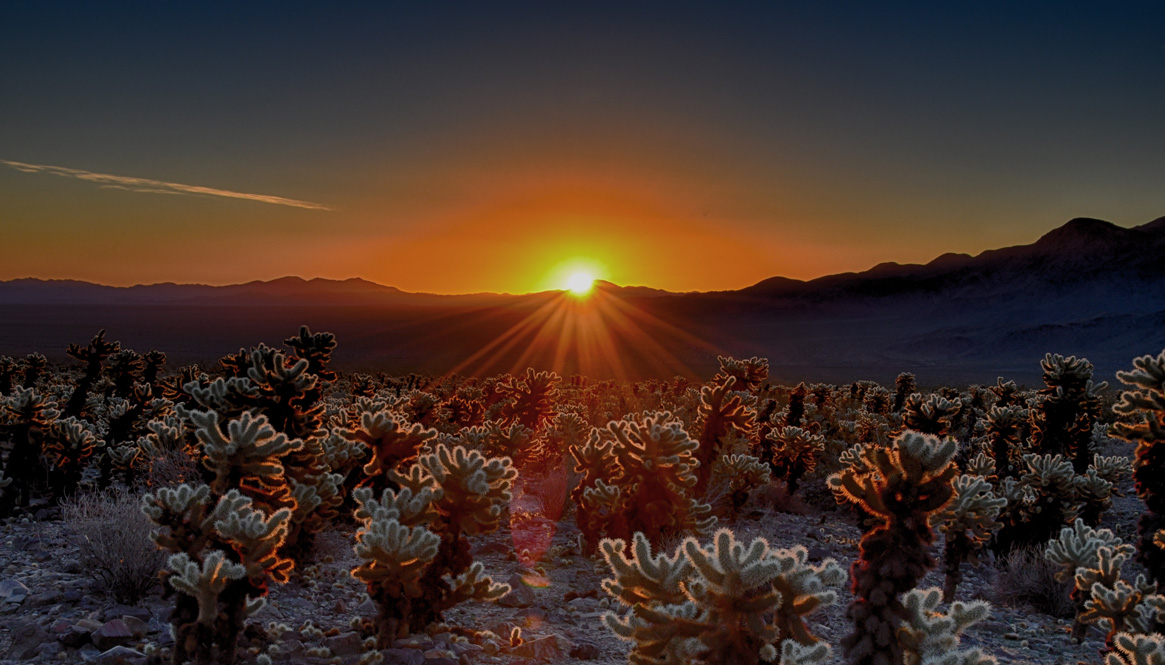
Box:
(1, 216, 1163, 386)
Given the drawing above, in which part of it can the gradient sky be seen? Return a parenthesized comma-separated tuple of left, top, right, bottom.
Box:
(2, 2, 1163, 294)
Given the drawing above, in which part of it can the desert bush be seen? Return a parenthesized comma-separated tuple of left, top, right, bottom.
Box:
(63, 488, 166, 603)
(993, 545, 1074, 618)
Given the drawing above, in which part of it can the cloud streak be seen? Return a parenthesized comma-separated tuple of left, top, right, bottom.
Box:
(1, 159, 332, 211)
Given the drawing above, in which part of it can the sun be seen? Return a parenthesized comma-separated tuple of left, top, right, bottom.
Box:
(565, 271, 596, 296)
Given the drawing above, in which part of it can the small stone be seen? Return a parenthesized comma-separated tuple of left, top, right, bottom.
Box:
(106, 605, 152, 622)
(0, 578, 30, 604)
(95, 645, 148, 665)
(383, 648, 426, 665)
(356, 597, 378, 615)
(570, 640, 602, 660)
(63, 624, 94, 648)
(323, 631, 364, 657)
(121, 616, 150, 638)
(91, 619, 134, 650)
(1004, 632, 1021, 640)
(5, 620, 50, 660)
(499, 574, 536, 608)
(511, 634, 569, 660)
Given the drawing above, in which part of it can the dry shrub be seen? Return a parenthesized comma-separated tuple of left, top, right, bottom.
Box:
(142, 447, 201, 489)
(992, 545, 1074, 618)
(61, 489, 165, 603)
(747, 479, 811, 516)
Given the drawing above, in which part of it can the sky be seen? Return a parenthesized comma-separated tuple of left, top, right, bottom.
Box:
(2, 1, 1163, 294)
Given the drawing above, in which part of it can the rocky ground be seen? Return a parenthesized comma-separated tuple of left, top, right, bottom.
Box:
(0, 448, 1143, 665)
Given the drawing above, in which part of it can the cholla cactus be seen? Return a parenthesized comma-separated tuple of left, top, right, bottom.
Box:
(189, 409, 301, 513)
(714, 453, 771, 510)
(985, 405, 1027, 478)
(342, 408, 437, 492)
(902, 393, 961, 437)
(589, 412, 716, 548)
(1045, 519, 1127, 639)
(994, 453, 1081, 552)
(893, 373, 917, 413)
(695, 377, 755, 494)
(1105, 633, 1165, 665)
(0, 387, 59, 512)
(351, 444, 514, 644)
(829, 432, 958, 665)
(1078, 545, 1165, 648)
(496, 368, 559, 431)
(897, 588, 996, 665)
(600, 528, 844, 665)
(764, 426, 826, 495)
(570, 429, 618, 552)
(714, 356, 769, 393)
(1031, 353, 1106, 473)
(64, 329, 120, 417)
(1111, 349, 1165, 588)
(43, 416, 97, 498)
(933, 474, 1007, 602)
(142, 483, 293, 665)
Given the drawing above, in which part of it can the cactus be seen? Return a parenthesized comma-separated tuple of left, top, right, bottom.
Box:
(64, 329, 120, 417)
(1079, 546, 1165, 648)
(993, 453, 1081, 552)
(351, 444, 514, 643)
(984, 405, 1027, 478)
(1111, 349, 1165, 588)
(43, 416, 97, 499)
(764, 426, 825, 495)
(496, 367, 560, 431)
(893, 373, 917, 413)
(600, 528, 844, 665)
(1031, 353, 1106, 473)
(902, 393, 961, 437)
(1105, 633, 1165, 665)
(342, 408, 437, 493)
(933, 474, 1006, 602)
(0, 387, 59, 512)
(830, 432, 958, 665)
(897, 587, 996, 665)
(694, 377, 754, 494)
(1045, 519, 1128, 639)
(714, 453, 772, 510)
(714, 356, 770, 394)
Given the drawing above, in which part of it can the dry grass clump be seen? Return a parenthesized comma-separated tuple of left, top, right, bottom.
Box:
(61, 488, 165, 603)
(992, 545, 1074, 618)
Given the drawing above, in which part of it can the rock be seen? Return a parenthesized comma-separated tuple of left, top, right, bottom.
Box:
(63, 623, 95, 647)
(499, 574, 536, 608)
(356, 597, 378, 616)
(0, 578, 30, 604)
(91, 618, 134, 650)
(383, 648, 426, 665)
(511, 634, 569, 660)
(570, 640, 602, 660)
(63, 559, 84, 574)
(105, 605, 152, 622)
(5, 619, 50, 660)
(323, 631, 365, 657)
(95, 645, 148, 665)
(121, 616, 150, 638)
(38, 640, 65, 659)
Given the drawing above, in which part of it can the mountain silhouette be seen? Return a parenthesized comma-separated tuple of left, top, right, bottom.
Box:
(1, 217, 1162, 384)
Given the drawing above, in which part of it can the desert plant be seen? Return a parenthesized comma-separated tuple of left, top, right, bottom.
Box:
(993, 453, 1081, 552)
(1031, 353, 1106, 473)
(496, 367, 560, 431)
(984, 405, 1027, 478)
(342, 408, 437, 493)
(933, 474, 1006, 602)
(1045, 519, 1128, 638)
(902, 393, 961, 437)
(893, 372, 916, 413)
(713, 453, 772, 510)
(62, 488, 166, 602)
(578, 411, 716, 551)
(1105, 632, 1165, 665)
(829, 431, 958, 665)
(0, 386, 59, 512)
(43, 416, 97, 499)
(714, 355, 769, 393)
(1111, 348, 1165, 588)
(64, 329, 120, 417)
(897, 587, 996, 665)
(694, 377, 754, 494)
(993, 545, 1074, 618)
(600, 528, 845, 665)
(351, 444, 514, 644)
(764, 426, 825, 495)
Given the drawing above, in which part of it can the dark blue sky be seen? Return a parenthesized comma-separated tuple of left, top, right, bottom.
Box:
(2, 2, 1163, 291)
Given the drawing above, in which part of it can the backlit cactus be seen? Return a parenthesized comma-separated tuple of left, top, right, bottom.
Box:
(601, 528, 844, 665)
(933, 474, 1006, 602)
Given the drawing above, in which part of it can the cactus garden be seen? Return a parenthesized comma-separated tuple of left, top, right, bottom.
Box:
(0, 327, 1161, 665)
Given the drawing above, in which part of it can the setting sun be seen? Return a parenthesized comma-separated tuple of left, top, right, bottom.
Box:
(565, 271, 595, 295)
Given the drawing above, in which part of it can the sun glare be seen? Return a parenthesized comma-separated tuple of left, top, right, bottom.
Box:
(565, 271, 595, 296)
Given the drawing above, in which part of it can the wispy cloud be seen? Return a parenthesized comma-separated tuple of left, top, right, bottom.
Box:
(1, 159, 332, 211)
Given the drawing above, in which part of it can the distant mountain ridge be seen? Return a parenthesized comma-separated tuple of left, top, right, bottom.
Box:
(1, 216, 1163, 384)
